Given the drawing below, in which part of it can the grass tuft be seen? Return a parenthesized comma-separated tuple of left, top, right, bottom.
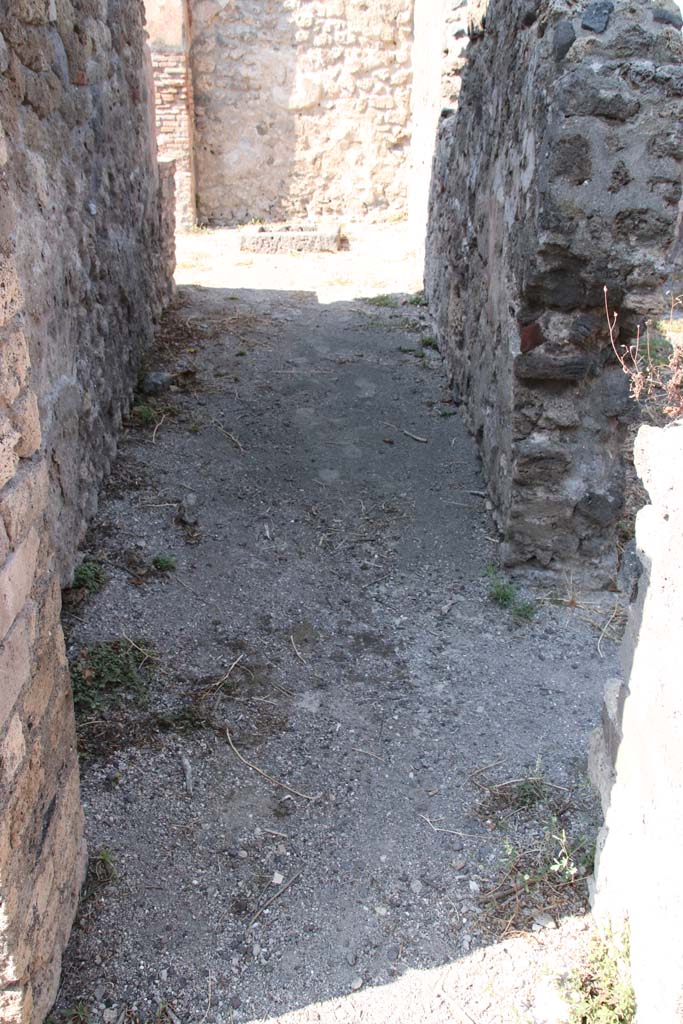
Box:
(564, 932, 636, 1023)
(73, 560, 107, 594)
(70, 639, 150, 718)
(486, 565, 536, 621)
(152, 554, 177, 573)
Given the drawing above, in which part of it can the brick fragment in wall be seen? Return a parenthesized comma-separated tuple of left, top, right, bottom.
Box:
(425, 0, 683, 585)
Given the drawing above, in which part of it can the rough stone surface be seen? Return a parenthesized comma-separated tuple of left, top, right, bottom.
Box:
(426, 0, 683, 584)
(239, 223, 342, 253)
(188, 0, 416, 225)
(590, 423, 683, 1022)
(145, 0, 197, 229)
(0, 2, 174, 1021)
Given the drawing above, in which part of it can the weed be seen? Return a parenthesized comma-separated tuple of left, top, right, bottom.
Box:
(154, 701, 215, 734)
(513, 599, 536, 621)
(408, 290, 428, 307)
(365, 293, 398, 308)
(486, 565, 536, 621)
(91, 846, 117, 885)
(60, 1004, 92, 1024)
(564, 932, 636, 1023)
(421, 335, 439, 350)
(152, 554, 177, 573)
(131, 403, 157, 426)
(605, 286, 682, 420)
(130, 400, 175, 429)
(70, 639, 149, 718)
(398, 345, 418, 354)
(236, 349, 247, 356)
(488, 573, 516, 609)
(73, 560, 107, 594)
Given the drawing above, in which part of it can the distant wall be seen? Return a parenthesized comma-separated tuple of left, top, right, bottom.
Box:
(145, 0, 196, 229)
(0, 2, 173, 1020)
(590, 423, 683, 1021)
(188, 0, 415, 226)
(426, 0, 683, 583)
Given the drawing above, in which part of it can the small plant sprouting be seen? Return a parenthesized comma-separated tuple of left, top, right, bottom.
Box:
(564, 931, 636, 1024)
(605, 285, 683, 420)
(131, 403, 157, 426)
(487, 569, 516, 608)
(73, 560, 107, 594)
(63, 1004, 92, 1024)
(152, 554, 177, 573)
(92, 846, 117, 885)
(366, 293, 398, 308)
(70, 638, 150, 718)
(421, 336, 439, 351)
(486, 565, 536, 621)
(408, 290, 428, 307)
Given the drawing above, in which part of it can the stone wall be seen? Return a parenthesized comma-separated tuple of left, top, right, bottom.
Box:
(426, 0, 683, 584)
(589, 423, 683, 1022)
(189, 0, 415, 226)
(0, 2, 173, 1021)
(145, 0, 196, 229)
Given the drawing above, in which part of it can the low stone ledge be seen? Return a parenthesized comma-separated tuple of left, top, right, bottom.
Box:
(239, 223, 343, 254)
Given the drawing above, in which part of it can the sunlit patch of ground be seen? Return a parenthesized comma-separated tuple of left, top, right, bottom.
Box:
(246, 916, 591, 1024)
(174, 222, 424, 302)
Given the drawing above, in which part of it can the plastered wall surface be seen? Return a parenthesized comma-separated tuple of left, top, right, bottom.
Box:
(426, 0, 683, 584)
(0, 2, 173, 1020)
(590, 423, 683, 1022)
(188, 0, 416, 226)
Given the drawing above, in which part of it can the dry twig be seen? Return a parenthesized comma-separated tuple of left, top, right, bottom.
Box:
(290, 635, 307, 665)
(225, 727, 317, 801)
(151, 414, 167, 445)
(246, 871, 302, 935)
(211, 419, 244, 450)
(384, 420, 429, 443)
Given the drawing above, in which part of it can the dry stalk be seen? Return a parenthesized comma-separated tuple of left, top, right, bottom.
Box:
(225, 726, 317, 801)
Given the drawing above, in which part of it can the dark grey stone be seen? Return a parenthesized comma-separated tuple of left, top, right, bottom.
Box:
(576, 491, 622, 526)
(526, 267, 585, 310)
(581, 2, 615, 33)
(553, 20, 577, 60)
(514, 352, 593, 382)
(550, 134, 591, 183)
(140, 371, 172, 396)
(653, 6, 683, 29)
(569, 313, 602, 350)
(561, 77, 641, 121)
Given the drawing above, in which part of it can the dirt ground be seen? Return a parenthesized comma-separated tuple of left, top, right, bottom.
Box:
(54, 224, 620, 1024)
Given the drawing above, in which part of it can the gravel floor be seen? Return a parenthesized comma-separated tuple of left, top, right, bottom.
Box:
(54, 226, 619, 1024)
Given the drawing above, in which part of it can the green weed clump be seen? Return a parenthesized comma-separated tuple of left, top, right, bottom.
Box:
(70, 639, 149, 717)
(152, 554, 177, 573)
(486, 565, 536, 621)
(131, 402, 157, 426)
(565, 932, 636, 1024)
(73, 560, 107, 593)
(366, 293, 398, 308)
